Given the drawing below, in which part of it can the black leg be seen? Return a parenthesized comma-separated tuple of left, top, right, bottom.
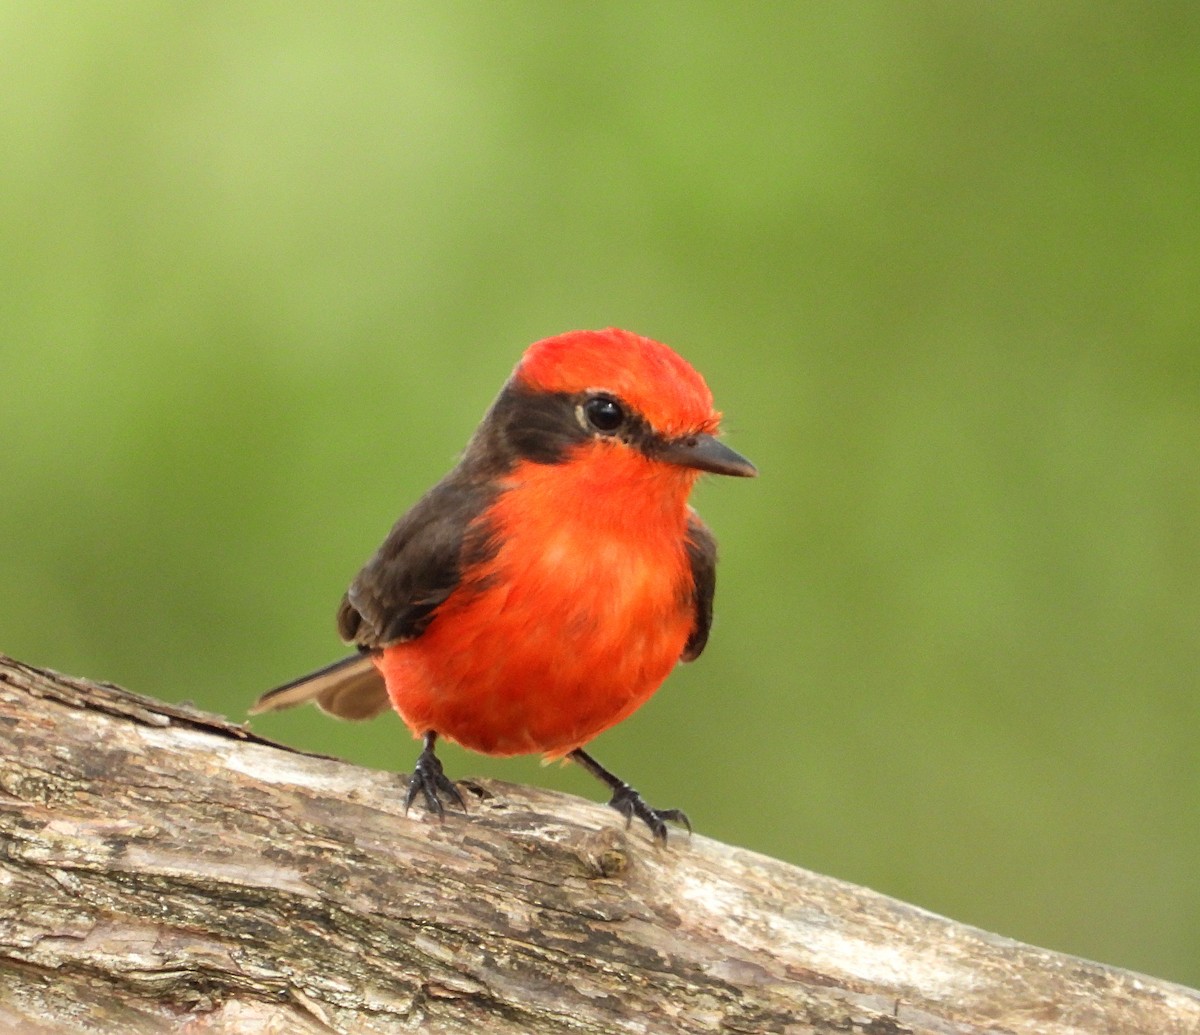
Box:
(404, 731, 466, 817)
(569, 748, 691, 844)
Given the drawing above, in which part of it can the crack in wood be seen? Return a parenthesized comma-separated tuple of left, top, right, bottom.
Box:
(0, 653, 1196, 1035)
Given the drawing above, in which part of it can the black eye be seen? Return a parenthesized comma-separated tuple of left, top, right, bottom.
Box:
(583, 396, 625, 433)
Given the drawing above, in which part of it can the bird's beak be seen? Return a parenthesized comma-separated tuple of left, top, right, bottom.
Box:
(657, 433, 757, 478)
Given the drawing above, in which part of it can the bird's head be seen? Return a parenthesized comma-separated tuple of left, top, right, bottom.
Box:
(468, 328, 756, 486)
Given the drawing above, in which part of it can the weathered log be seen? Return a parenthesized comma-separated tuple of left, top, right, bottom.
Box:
(0, 654, 1195, 1034)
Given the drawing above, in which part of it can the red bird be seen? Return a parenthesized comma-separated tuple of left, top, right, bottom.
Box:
(252, 328, 755, 840)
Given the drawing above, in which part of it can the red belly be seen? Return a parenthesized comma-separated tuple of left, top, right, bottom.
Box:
(378, 526, 693, 755)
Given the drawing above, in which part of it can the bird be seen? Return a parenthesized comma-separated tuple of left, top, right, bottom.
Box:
(251, 328, 755, 841)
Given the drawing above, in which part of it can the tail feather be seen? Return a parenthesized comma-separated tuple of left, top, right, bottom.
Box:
(250, 654, 389, 721)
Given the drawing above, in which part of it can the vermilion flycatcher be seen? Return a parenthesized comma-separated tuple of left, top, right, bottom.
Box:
(252, 328, 755, 841)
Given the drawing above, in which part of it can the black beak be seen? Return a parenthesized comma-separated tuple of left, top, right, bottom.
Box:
(656, 433, 757, 478)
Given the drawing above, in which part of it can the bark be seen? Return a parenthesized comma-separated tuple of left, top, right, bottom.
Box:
(0, 654, 1195, 1035)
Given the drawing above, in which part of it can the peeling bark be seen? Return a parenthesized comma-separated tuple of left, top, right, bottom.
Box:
(0, 654, 1196, 1034)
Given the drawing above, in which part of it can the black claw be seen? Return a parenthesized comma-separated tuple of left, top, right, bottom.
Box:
(569, 747, 691, 844)
(607, 784, 691, 844)
(404, 732, 466, 819)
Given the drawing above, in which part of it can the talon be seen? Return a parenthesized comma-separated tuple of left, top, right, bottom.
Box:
(608, 783, 690, 844)
(404, 731, 466, 819)
(569, 747, 691, 844)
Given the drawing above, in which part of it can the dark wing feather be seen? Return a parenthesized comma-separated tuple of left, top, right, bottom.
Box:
(251, 472, 498, 720)
(681, 510, 718, 662)
(252, 382, 535, 721)
(338, 471, 501, 650)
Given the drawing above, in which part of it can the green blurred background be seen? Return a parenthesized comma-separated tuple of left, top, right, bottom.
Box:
(2, 2, 1196, 987)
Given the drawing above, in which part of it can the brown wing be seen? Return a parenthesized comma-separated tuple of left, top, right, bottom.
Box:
(253, 469, 501, 719)
(680, 510, 718, 663)
(337, 472, 501, 649)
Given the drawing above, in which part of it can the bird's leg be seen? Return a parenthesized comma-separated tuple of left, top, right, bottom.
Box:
(568, 748, 691, 844)
(404, 731, 466, 817)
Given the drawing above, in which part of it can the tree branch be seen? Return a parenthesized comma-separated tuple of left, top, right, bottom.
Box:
(0, 654, 1195, 1034)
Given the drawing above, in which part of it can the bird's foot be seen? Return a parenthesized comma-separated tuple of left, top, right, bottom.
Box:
(404, 734, 466, 818)
(568, 747, 691, 844)
(606, 783, 691, 845)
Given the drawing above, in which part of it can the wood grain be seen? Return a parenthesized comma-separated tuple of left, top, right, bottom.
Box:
(0, 654, 1196, 1034)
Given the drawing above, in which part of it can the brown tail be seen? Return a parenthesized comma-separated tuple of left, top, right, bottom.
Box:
(250, 653, 390, 721)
